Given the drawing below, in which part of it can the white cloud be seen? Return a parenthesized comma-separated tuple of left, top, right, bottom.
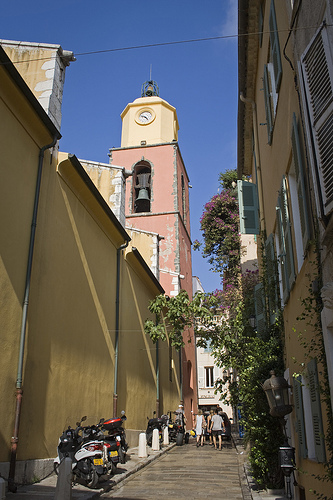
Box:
(220, 0, 238, 38)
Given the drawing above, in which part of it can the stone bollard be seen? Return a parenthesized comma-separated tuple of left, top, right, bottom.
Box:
(54, 457, 72, 500)
(138, 432, 148, 458)
(151, 428, 160, 451)
(163, 426, 169, 445)
(0, 476, 6, 500)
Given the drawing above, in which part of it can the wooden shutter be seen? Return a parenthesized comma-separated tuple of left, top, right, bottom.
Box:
(276, 177, 295, 303)
(301, 24, 333, 216)
(198, 366, 205, 389)
(291, 113, 310, 252)
(307, 358, 326, 463)
(237, 180, 260, 235)
(269, 0, 282, 92)
(254, 283, 266, 336)
(265, 234, 278, 324)
(263, 64, 273, 144)
(293, 375, 308, 459)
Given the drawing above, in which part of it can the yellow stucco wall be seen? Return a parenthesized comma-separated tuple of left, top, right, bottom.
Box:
(1, 58, 181, 469)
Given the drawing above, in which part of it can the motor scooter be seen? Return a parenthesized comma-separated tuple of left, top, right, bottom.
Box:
(54, 416, 116, 488)
(102, 411, 128, 464)
(145, 412, 168, 446)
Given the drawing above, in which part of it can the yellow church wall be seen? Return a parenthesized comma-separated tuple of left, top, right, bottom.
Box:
(0, 54, 59, 463)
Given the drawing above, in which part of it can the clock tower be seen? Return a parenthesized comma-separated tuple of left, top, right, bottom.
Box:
(109, 81, 197, 422)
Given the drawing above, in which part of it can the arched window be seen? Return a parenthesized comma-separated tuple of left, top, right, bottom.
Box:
(133, 162, 151, 213)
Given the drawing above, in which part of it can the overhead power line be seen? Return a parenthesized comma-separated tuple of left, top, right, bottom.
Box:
(0, 24, 331, 66)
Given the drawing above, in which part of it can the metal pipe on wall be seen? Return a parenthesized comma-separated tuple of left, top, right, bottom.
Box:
(8, 137, 59, 492)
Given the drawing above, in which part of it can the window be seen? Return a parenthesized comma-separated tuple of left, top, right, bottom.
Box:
(288, 113, 310, 270)
(263, 0, 282, 145)
(269, 0, 282, 93)
(275, 177, 296, 304)
(133, 162, 151, 213)
(205, 367, 214, 388)
(300, 23, 333, 216)
(293, 360, 326, 463)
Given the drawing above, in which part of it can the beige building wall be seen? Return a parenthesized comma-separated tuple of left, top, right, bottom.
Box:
(0, 45, 180, 484)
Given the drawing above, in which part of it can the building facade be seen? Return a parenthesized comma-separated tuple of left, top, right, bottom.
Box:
(238, 1, 333, 498)
(0, 44, 181, 487)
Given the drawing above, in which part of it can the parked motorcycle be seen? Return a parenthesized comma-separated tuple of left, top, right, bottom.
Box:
(145, 412, 168, 446)
(167, 411, 187, 446)
(101, 411, 128, 464)
(54, 416, 108, 488)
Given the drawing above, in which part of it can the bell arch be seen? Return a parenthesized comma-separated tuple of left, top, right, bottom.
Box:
(132, 160, 152, 213)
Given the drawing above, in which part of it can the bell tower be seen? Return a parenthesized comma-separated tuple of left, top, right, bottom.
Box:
(109, 82, 196, 423)
(120, 80, 179, 148)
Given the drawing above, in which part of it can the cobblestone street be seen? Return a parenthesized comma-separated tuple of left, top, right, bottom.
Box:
(102, 439, 250, 499)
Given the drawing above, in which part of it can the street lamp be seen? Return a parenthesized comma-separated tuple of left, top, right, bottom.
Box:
(262, 370, 292, 418)
(263, 371, 295, 500)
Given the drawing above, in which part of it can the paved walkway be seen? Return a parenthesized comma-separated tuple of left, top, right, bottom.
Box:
(4, 435, 288, 499)
(102, 439, 247, 499)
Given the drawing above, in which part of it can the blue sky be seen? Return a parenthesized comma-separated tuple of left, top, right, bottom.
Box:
(1, 0, 238, 293)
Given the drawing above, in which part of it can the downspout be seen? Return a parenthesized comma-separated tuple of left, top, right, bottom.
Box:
(113, 240, 129, 418)
(8, 136, 58, 493)
(240, 93, 266, 233)
(156, 338, 160, 417)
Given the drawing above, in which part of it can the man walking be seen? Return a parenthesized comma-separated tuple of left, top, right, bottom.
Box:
(211, 408, 225, 450)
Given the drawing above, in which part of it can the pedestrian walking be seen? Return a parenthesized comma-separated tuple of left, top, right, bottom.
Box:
(206, 409, 214, 445)
(194, 409, 206, 447)
(211, 408, 225, 450)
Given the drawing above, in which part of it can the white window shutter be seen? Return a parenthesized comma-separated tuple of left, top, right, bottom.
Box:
(301, 24, 333, 216)
(307, 358, 326, 463)
(293, 375, 308, 459)
(198, 366, 205, 389)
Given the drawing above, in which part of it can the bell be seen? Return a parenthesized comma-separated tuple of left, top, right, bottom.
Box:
(136, 188, 150, 201)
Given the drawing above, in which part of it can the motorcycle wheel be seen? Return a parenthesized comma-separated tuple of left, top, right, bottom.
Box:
(84, 463, 99, 489)
(111, 461, 117, 475)
(176, 432, 184, 446)
(119, 447, 126, 464)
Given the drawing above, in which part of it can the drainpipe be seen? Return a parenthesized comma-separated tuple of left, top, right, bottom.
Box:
(113, 240, 129, 417)
(156, 338, 160, 417)
(240, 93, 266, 233)
(8, 137, 58, 493)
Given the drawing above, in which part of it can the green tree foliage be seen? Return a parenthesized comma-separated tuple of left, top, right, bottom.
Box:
(145, 168, 286, 488)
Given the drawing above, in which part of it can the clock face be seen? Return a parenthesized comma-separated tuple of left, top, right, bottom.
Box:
(139, 111, 152, 123)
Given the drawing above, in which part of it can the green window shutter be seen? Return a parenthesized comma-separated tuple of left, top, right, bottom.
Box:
(269, 0, 282, 92)
(291, 113, 310, 252)
(308, 358, 326, 463)
(265, 234, 278, 324)
(292, 375, 308, 459)
(254, 283, 266, 336)
(263, 64, 273, 144)
(237, 180, 260, 235)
